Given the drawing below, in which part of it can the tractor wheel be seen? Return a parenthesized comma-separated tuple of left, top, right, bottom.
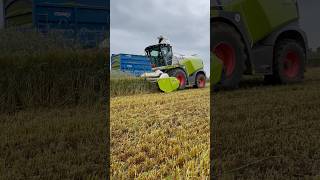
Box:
(168, 68, 187, 90)
(195, 73, 206, 88)
(211, 22, 246, 89)
(265, 39, 305, 84)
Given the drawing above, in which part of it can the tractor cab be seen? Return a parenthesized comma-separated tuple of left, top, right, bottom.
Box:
(145, 43, 173, 68)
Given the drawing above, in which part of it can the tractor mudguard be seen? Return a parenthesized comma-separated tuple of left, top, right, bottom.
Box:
(157, 77, 180, 93)
(211, 53, 224, 85)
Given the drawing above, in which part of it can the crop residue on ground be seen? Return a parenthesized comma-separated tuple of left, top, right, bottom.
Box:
(111, 88, 210, 179)
(212, 67, 320, 179)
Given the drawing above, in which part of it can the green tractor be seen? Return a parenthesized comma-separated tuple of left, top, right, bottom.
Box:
(211, 0, 308, 89)
(141, 36, 207, 93)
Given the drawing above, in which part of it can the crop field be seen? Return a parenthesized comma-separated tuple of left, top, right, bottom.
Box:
(212, 67, 320, 179)
(111, 87, 210, 179)
(0, 29, 108, 178)
(0, 105, 107, 179)
(110, 71, 158, 97)
(0, 29, 107, 113)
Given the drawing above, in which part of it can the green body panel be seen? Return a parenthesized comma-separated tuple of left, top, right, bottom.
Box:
(111, 55, 120, 69)
(156, 65, 180, 71)
(156, 58, 204, 76)
(4, 0, 33, 27)
(211, 54, 223, 85)
(157, 77, 179, 93)
(212, 0, 298, 43)
(180, 57, 204, 75)
(211, 9, 218, 17)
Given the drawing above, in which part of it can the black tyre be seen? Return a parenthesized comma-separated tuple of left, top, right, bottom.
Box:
(211, 22, 246, 89)
(194, 73, 206, 88)
(168, 68, 187, 90)
(265, 39, 305, 84)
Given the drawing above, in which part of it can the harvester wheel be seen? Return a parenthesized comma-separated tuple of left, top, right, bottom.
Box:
(266, 39, 305, 84)
(211, 22, 246, 89)
(195, 73, 206, 88)
(168, 69, 187, 90)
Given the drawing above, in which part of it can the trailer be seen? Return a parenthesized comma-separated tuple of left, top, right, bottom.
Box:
(3, 0, 109, 47)
(111, 54, 153, 77)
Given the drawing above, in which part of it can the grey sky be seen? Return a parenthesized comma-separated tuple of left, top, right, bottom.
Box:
(298, 0, 320, 50)
(110, 0, 210, 75)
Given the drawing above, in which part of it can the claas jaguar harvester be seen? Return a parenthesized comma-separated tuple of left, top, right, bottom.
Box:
(141, 36, 207, 93)
(211, 0, 308, 89)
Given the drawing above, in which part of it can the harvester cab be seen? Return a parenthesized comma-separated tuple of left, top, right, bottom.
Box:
(145, 43, 173, 68)
(141, 36, 207, 93)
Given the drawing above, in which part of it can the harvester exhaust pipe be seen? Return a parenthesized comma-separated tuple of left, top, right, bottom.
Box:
(158, 36, 164, 43)
(157, 35, 170, 44)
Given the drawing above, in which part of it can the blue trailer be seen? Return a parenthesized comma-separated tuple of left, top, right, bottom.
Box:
(111, 54, 152, 77)
(3, 0, 109, 47)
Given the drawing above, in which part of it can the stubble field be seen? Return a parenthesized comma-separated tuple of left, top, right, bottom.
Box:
(111, 88, 210, 179)
(212, 67, 320, 179)
(1, 105, 107, 179)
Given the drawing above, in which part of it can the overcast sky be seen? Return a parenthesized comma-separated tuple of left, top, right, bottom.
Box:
(110, 0, 210, 75)
(298, 0, 320, 50)
(110, 0, 320, 75)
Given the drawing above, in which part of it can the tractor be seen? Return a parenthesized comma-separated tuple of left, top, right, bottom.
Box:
(141, 36, 207, 92)
(211, 0, 308, 89)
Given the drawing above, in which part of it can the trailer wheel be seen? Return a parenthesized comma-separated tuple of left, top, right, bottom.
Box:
(168, 68, 187, 90)
(195, 73, 206, 88)
(212, 22, 246, 89)
(267, 39, 305, 84)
